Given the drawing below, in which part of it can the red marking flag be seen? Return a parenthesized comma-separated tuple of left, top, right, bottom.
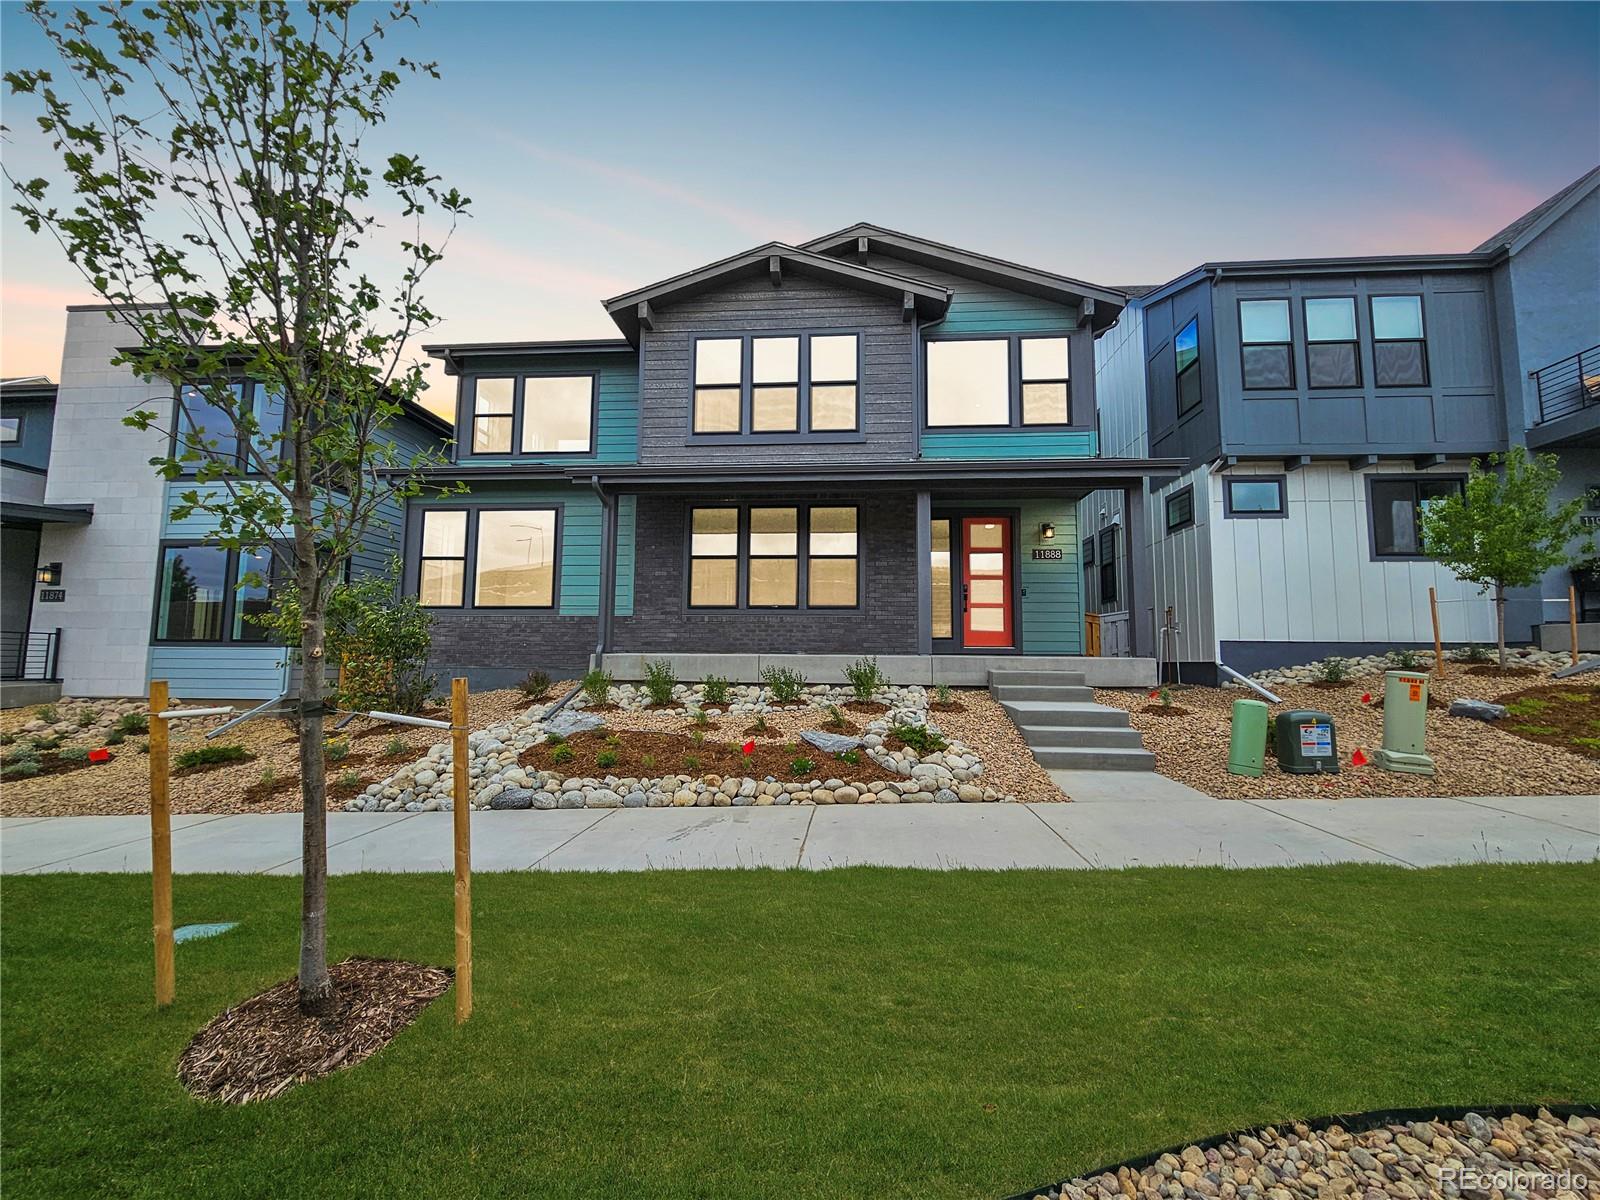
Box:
(1350, 747, 1368, 767)
(88, 747, 111, 763)
(742, 740, 755, 756)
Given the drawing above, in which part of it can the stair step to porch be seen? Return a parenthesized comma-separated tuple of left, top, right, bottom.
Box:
(1028, 745, 1158, 771)
(1015, 723, 1147, 749)
(987, 669, 1088, 688)
(989, 683, 1096, 703)
(998, 700, 1132, 728)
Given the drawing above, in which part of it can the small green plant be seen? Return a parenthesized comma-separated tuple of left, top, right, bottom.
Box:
(548, 743, 575, 765)
(891, 722, 947, 755)
(384, 736, 406, 757)
(640, 752, 656, 771)
(2, 744, 38, 767)
(256, 765, 279, 789)
(115, 712, 149, 735)
(1317, 656, 1350, 684)
(1462, 643, 1493, 664)
(581, 668, 614, 707)
(337, 769, 361, 790)
(690, 707, 712, 728)
(1, 750, 41, 778)
(689, 728, 705, 745)
(544, 731, 566, 746)
(324, 739, 351, 763)
(34, 704, 59, 724)
(1573, 737, 1600, 751)
(596, 749, 619, 770)
(1387, 648, 1423, 671)
(751, 713, 769, 734)
(789, 756, 816, 776)
(1509, 723, 1559, 736)
(682, 754, 703, 772)
(642, 659, 678, 706)
(603, 732, 621, 747)
(760, 665, 806, 703)
(31, 734, 62, 752)
(76, 708, 99, 728)
(701, 674, 731, 706)
(1505, 697, 1550, 717)
(518, 669, 552, 700)
(843, 655, 885, 701)
(58, 746, 90, 764)
(836, 749, 860, 766)
(823, 703, 847, 728)
(0, 732, 14, 747)
(105, 730, 126, 746)
(935, 683, 954, 706)
(174, 743, 250, 771)
(136, 739, 149, 754)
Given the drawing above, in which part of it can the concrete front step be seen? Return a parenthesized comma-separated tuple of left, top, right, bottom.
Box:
(1029, 745, 1157, 771)
(1016, 723, 1147, 749)
(988, 669, 1088, 688)
(999, 699, 1132, 728)
(989, 683, 1096, 703)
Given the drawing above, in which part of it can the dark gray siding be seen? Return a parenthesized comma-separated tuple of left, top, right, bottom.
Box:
(0, 396, 55, 472)
(1213, 271, 1505, 457)
(1142, 277, 1223, 466)
(637, 273, 915, 465)
(425, 611, 597, 690)
(612, 492, 918, 655)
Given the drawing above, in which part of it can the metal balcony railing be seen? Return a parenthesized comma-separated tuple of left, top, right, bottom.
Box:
(1, 629, 62, 682)
(1532, 344, 1600, 425)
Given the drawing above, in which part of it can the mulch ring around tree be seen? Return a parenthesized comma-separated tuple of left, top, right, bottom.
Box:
(1490, 683, 1600, 760)
(1464, 663, 1541, 678)
(177, 958, 452, 1104)
(522, 729, 862, 781)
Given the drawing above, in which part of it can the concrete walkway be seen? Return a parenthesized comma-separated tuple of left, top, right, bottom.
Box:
(3, 786, 1595, 873)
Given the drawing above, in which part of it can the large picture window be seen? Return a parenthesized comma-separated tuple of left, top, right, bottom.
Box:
(1304, 298, 1360, 388)
(685, 505, 858, 610)
(1175, 317, 1201, 416)
(1239, 299, 1293, 389)
(520, 376, 594, 454)
(927, 338, 1010, 427)
(475, 510, 557, 608)
(1370, 295, 1428, 387)
(418, 510, 468, 607)
(155, 543, 282, 644)
(1371, 477, 1461, 557)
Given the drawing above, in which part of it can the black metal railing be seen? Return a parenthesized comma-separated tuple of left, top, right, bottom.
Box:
(1, 629, 62, 682)
(1532, 344, 1600, 425)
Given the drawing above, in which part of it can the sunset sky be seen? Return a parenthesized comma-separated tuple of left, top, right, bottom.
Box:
(2, 1, 1596, 417)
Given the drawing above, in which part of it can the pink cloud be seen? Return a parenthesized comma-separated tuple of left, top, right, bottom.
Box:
(1, 279, 99, 312)
(443, 232, 635, 299)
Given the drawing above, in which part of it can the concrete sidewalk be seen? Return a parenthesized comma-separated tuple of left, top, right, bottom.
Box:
(3, 784, 1595, 873)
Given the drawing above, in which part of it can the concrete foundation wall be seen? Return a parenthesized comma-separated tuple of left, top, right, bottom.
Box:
(600, 652, 1157, 688)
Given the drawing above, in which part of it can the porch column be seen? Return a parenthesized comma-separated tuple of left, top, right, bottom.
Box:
(1123, 484, 1154, 660)
(591, 479, 618, 670)
(914, 490, 932, 655)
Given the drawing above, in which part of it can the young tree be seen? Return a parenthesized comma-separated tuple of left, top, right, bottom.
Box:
(5, 1, 467, 1013)
(1419, 447, 1594, 667)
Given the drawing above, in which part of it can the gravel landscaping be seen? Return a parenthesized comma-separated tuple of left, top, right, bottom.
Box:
(1100, 658, 1600, 799)
(1032, 1110, 1597, 1200)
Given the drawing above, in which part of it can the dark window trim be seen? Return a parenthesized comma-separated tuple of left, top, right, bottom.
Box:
(923, 330, 1078, 432)
(457, 371, 600, 461)
(0, 413, 22, 443)
(1237, 298, 1295, 391)
(1164, 485, 1196, 533)
(415, 503, 564, 610)
(417, 507, 470, 610)
(687, 330, 865, 444)
(1365, 473, 1463, 561)
(169, 378, 283, 478)
(1097, 524, 1120, 610)
(149, 539, 285, 646)
(1222, 475, 1288, 519)
(1368, 293, 1430, 388)
(1302, 296, 1362, 390)
(684, 502, 862, 613)
(746, 504, 801, 609)
(1174, 316, 1202, 417)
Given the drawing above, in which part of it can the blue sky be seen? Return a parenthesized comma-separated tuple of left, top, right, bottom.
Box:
(3, 0, 1597, 399)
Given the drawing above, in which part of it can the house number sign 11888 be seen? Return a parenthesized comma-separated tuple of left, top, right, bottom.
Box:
(1030, 548, 1063, 561)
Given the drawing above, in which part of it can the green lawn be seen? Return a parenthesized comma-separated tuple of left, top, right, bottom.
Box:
(3, 866, 1597, 1199)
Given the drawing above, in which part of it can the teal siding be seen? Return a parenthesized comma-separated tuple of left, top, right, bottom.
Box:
(940, 286, 1077, 334)
(451, 352, 639, 466)
(148, 645, 289, 700)
(1016, 499, 1082, 654)
(921, 430, 1098, 459)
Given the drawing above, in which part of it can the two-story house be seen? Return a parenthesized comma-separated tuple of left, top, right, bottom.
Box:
(6, 306, 451, 702)
(1086, 168, 1599, 682)
(410, 225, 1179, 689)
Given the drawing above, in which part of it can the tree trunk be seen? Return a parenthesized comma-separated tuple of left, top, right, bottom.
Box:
(296, 524, 334, 1016)
(1495, 584, 1507, 669)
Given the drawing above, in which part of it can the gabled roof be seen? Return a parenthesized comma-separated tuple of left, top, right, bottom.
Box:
(801, 222, 1128, 332)
(603, 242, 952, 343)
(1473, 165, 1600, 254)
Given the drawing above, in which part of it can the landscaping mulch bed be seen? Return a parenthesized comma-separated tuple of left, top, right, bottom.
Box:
(1138, 705, 1192, 718)
(841, 700, 889, 714)
(1, 749, 120, 781)
(1494, 683, 1600, 760)
(1464, 664, 1541, 678)
(176, 957, 452, 1105)
(522, 729, 860, 781)
(928, 700, 968, 714)
(172, 751, 258, 777)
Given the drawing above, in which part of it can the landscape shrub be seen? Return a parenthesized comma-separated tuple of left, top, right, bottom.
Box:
(549, 743, 575, 765)
(581, 668, 613, 707)
(1388, 648, 1423, 670)
(700, 675, 731, 705)
(789, 756, 816, 776)
(76, 708, 99, 728)
(935, 684, 954, 705)
(1462, 643, 1493, 664)
(174, 744, 250, 771)
(596, 749, 619, 769)
(1317, 657, 1350, 684)
(823, 704, 848, 729)
(643, 659, 677, 706)
(115, 712, 148, 735)
(760, 665, 805, 703)
(689, 707, 711, 728)
(58, 746, 90, 764)
(33, 704, 59, 724)
(384, 736, 406, 757)
(1, 751, 41, 778)
(843, 655, 885, 701)
(891, 722, 946, 755)
(518, 669, 552, 700)
(105, 730, 126, 746)
(324, 739, 351, 763)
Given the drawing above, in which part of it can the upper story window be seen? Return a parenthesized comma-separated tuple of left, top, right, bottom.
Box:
(418, 507, 559, 608)
(1174, 318, 1201, 416)
(0, 415, 20, 443)
(175, 381, 285, 472)
(1304, 298, 1360, 388)
(1370, 296, 1428, 387)
(925, 335, 1070, 428)
(1239, 300, 1293, 389)
(692, 333, 860, 437)
(467, 374, 594, 457)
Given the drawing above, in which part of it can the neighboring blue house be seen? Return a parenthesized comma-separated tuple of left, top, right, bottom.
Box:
(411, 225, 1178, 688)
(1086, 167, 1599, 681)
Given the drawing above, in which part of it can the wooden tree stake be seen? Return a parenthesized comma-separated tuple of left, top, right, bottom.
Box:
(1428, 587, 1443, 673)
(451, 677, 472, 1023)
(1571, 584, 1581, 665)
(148, 679, 175, 1008)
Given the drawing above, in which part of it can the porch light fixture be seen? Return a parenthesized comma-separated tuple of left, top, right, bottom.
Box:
(1038, 523, 1055, 541)
(36, 562, 61, 585)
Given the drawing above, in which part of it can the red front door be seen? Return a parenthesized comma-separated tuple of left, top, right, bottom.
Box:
(961, 517, 1013, 648)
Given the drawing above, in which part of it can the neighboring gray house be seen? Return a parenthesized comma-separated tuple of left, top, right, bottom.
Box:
(1086, 168, 1599, 681)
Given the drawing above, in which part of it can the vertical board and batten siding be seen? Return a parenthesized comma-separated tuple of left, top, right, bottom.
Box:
(448, 351, 638, 466)
(1147, 467, 1217, 664)
(1143, 276, 1222, 466)
(1208, 461, 1495, 648)
(1016, 498, 1082, 654)
(637, 274, 913, 465)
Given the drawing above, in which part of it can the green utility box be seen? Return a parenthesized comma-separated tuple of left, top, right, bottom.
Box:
(1372, 670, 1437, 776)
(1228, 699, 1269, 777)
(1274, 710, 1340, 774)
